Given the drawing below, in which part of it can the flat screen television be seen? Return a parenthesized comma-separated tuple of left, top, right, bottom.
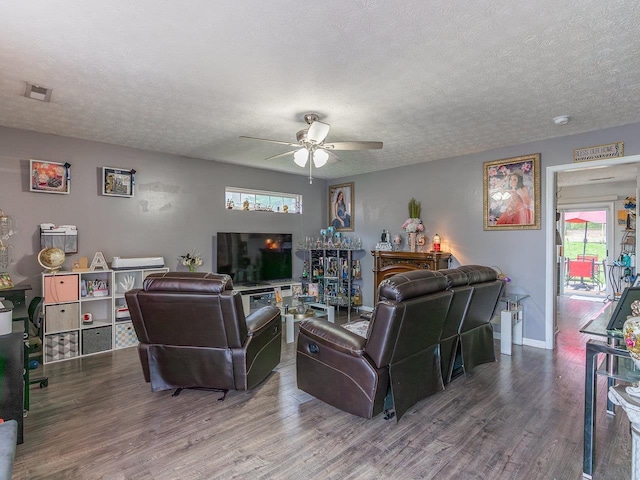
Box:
(216, 232, 293, 286)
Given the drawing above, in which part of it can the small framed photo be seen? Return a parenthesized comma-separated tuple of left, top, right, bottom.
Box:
(483, 153, 540, 230)
(30, 159, 70, 194)
(329, 182, 354, 232)
(102, 167, 135, 197)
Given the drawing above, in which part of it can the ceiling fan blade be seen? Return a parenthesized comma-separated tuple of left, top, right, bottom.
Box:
(323, 141, 383, 151)
(264, 150, 297, 161)
(239, 135, 299, 148)
(307, 121, 330, 144)
(327, 150, 341, 162)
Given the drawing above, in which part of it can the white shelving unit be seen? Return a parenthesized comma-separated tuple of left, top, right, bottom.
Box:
(42, 267, 168, 363)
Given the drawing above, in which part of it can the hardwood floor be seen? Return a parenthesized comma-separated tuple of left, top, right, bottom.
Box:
(14, 302, 632, 479)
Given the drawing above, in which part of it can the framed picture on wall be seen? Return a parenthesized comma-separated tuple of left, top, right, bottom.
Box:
(483, 153, 541, 230)
(102, 167, 135, 197)
(328, 182, 354, 232)
(30, 159, 70, 194)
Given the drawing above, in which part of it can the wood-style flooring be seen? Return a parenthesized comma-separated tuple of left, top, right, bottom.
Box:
(13, 299, 632, 479)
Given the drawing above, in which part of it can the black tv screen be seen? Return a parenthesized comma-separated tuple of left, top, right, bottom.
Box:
(216, 232, 293, 286)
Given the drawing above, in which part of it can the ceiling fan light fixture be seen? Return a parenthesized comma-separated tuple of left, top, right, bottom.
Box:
(294, 148, 309, 167)
(313, 149, 329, 168)
(307, 121, 330, 144)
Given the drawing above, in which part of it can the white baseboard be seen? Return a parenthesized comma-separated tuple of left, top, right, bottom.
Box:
(493, 332, 547, 350)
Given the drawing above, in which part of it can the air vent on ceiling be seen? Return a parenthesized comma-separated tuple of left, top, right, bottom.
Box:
(24, 82, 52, 102)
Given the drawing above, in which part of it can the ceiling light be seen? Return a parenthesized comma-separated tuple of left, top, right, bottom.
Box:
(313, 149, 329, 167)
(293, 148, 308, 167)
(553, 115, 570, 125)
(24, 82, 53, 102)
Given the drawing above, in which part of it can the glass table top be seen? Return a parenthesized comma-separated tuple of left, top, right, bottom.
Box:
(501, 293, 530, 303)
(580, 301, 623, 339)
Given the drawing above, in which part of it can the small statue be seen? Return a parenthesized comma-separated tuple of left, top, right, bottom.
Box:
(283, 204, 288, 213)
(353, 285, 362, 306)
(243, 200, 250, 210)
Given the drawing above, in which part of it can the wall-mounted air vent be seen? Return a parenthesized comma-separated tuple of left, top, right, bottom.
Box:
(24, 82, 52, 102)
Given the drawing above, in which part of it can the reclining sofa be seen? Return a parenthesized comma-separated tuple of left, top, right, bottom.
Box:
(296, 265, 504, 420)
(126, 272, 282, 394)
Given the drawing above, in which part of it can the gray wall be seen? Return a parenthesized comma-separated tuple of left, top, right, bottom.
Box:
(0, 126, 326, 296)
(3, 122, 640, 345)
(332, 122, 640, 344)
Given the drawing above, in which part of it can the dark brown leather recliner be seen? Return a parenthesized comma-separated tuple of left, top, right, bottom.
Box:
(438, 268, 473, 384)
(296, 270, 452, 421)
(125, 272, 282, 394)
(456, 265, 505, 374)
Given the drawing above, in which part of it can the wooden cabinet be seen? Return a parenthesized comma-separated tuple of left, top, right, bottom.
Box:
(42, 267, 168, 363)
(371, 250, 451, 292)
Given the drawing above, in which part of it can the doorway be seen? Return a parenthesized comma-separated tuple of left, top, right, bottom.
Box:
(545, 154, 640, 350)
(559, 208, 609, 300)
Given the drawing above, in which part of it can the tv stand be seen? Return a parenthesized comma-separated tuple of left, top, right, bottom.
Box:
(234, 281, 302, 316)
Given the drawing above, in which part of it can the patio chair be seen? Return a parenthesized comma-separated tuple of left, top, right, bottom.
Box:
(566, 259, 599, 290)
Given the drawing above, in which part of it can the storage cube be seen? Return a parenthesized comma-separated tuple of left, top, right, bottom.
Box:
(44, 274, 79, 304)
(82, 326, 112, 355)
(115, 322, 138, 349)
(45, 331, 79, 362)
(45, 303, 79, 333)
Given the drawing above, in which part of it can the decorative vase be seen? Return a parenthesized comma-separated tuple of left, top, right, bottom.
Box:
(188, 264, 196, 272)
(623, 312, 640, 398)
(408, 232, 416, 252)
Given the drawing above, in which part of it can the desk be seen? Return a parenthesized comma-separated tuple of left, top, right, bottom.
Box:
(0, 285, 31, 331)
(581, 302, 640, 479)
(499, 294, 528, 355)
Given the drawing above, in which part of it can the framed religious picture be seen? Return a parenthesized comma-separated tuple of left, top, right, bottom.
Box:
(483, 153, 541, 230)
(102, 167, 135, 197)
(328, 182, 354, 232)
(30, 159, 70, 194)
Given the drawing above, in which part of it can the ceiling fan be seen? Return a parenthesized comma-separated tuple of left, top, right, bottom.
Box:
(240, 113, 383, 184)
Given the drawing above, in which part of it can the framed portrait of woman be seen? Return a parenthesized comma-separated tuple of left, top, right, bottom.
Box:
(329, 182, 354, 232)
(483, 153, 540, 230)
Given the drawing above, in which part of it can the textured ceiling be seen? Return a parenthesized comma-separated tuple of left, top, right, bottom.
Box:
(1, 1, 640, 180)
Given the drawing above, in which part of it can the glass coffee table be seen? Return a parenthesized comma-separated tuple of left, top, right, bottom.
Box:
(282, 302, 335, 343)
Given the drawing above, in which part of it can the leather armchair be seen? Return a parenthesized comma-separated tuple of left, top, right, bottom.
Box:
(297, 270, 452, 420)
(125, 272, 282, 394)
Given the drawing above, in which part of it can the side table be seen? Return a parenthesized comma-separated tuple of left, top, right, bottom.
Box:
(609, 386, 640, 479)
(283, 302, 335, 344)
(499, 294, 528, 355)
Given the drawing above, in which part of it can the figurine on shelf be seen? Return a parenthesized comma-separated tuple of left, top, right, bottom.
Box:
(353, 260, 361, 279)
(392, 233, 402, 251)
(353, 285, 363, 306)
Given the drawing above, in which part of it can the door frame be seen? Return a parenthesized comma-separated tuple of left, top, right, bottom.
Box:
(545, 154, 640, 349)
